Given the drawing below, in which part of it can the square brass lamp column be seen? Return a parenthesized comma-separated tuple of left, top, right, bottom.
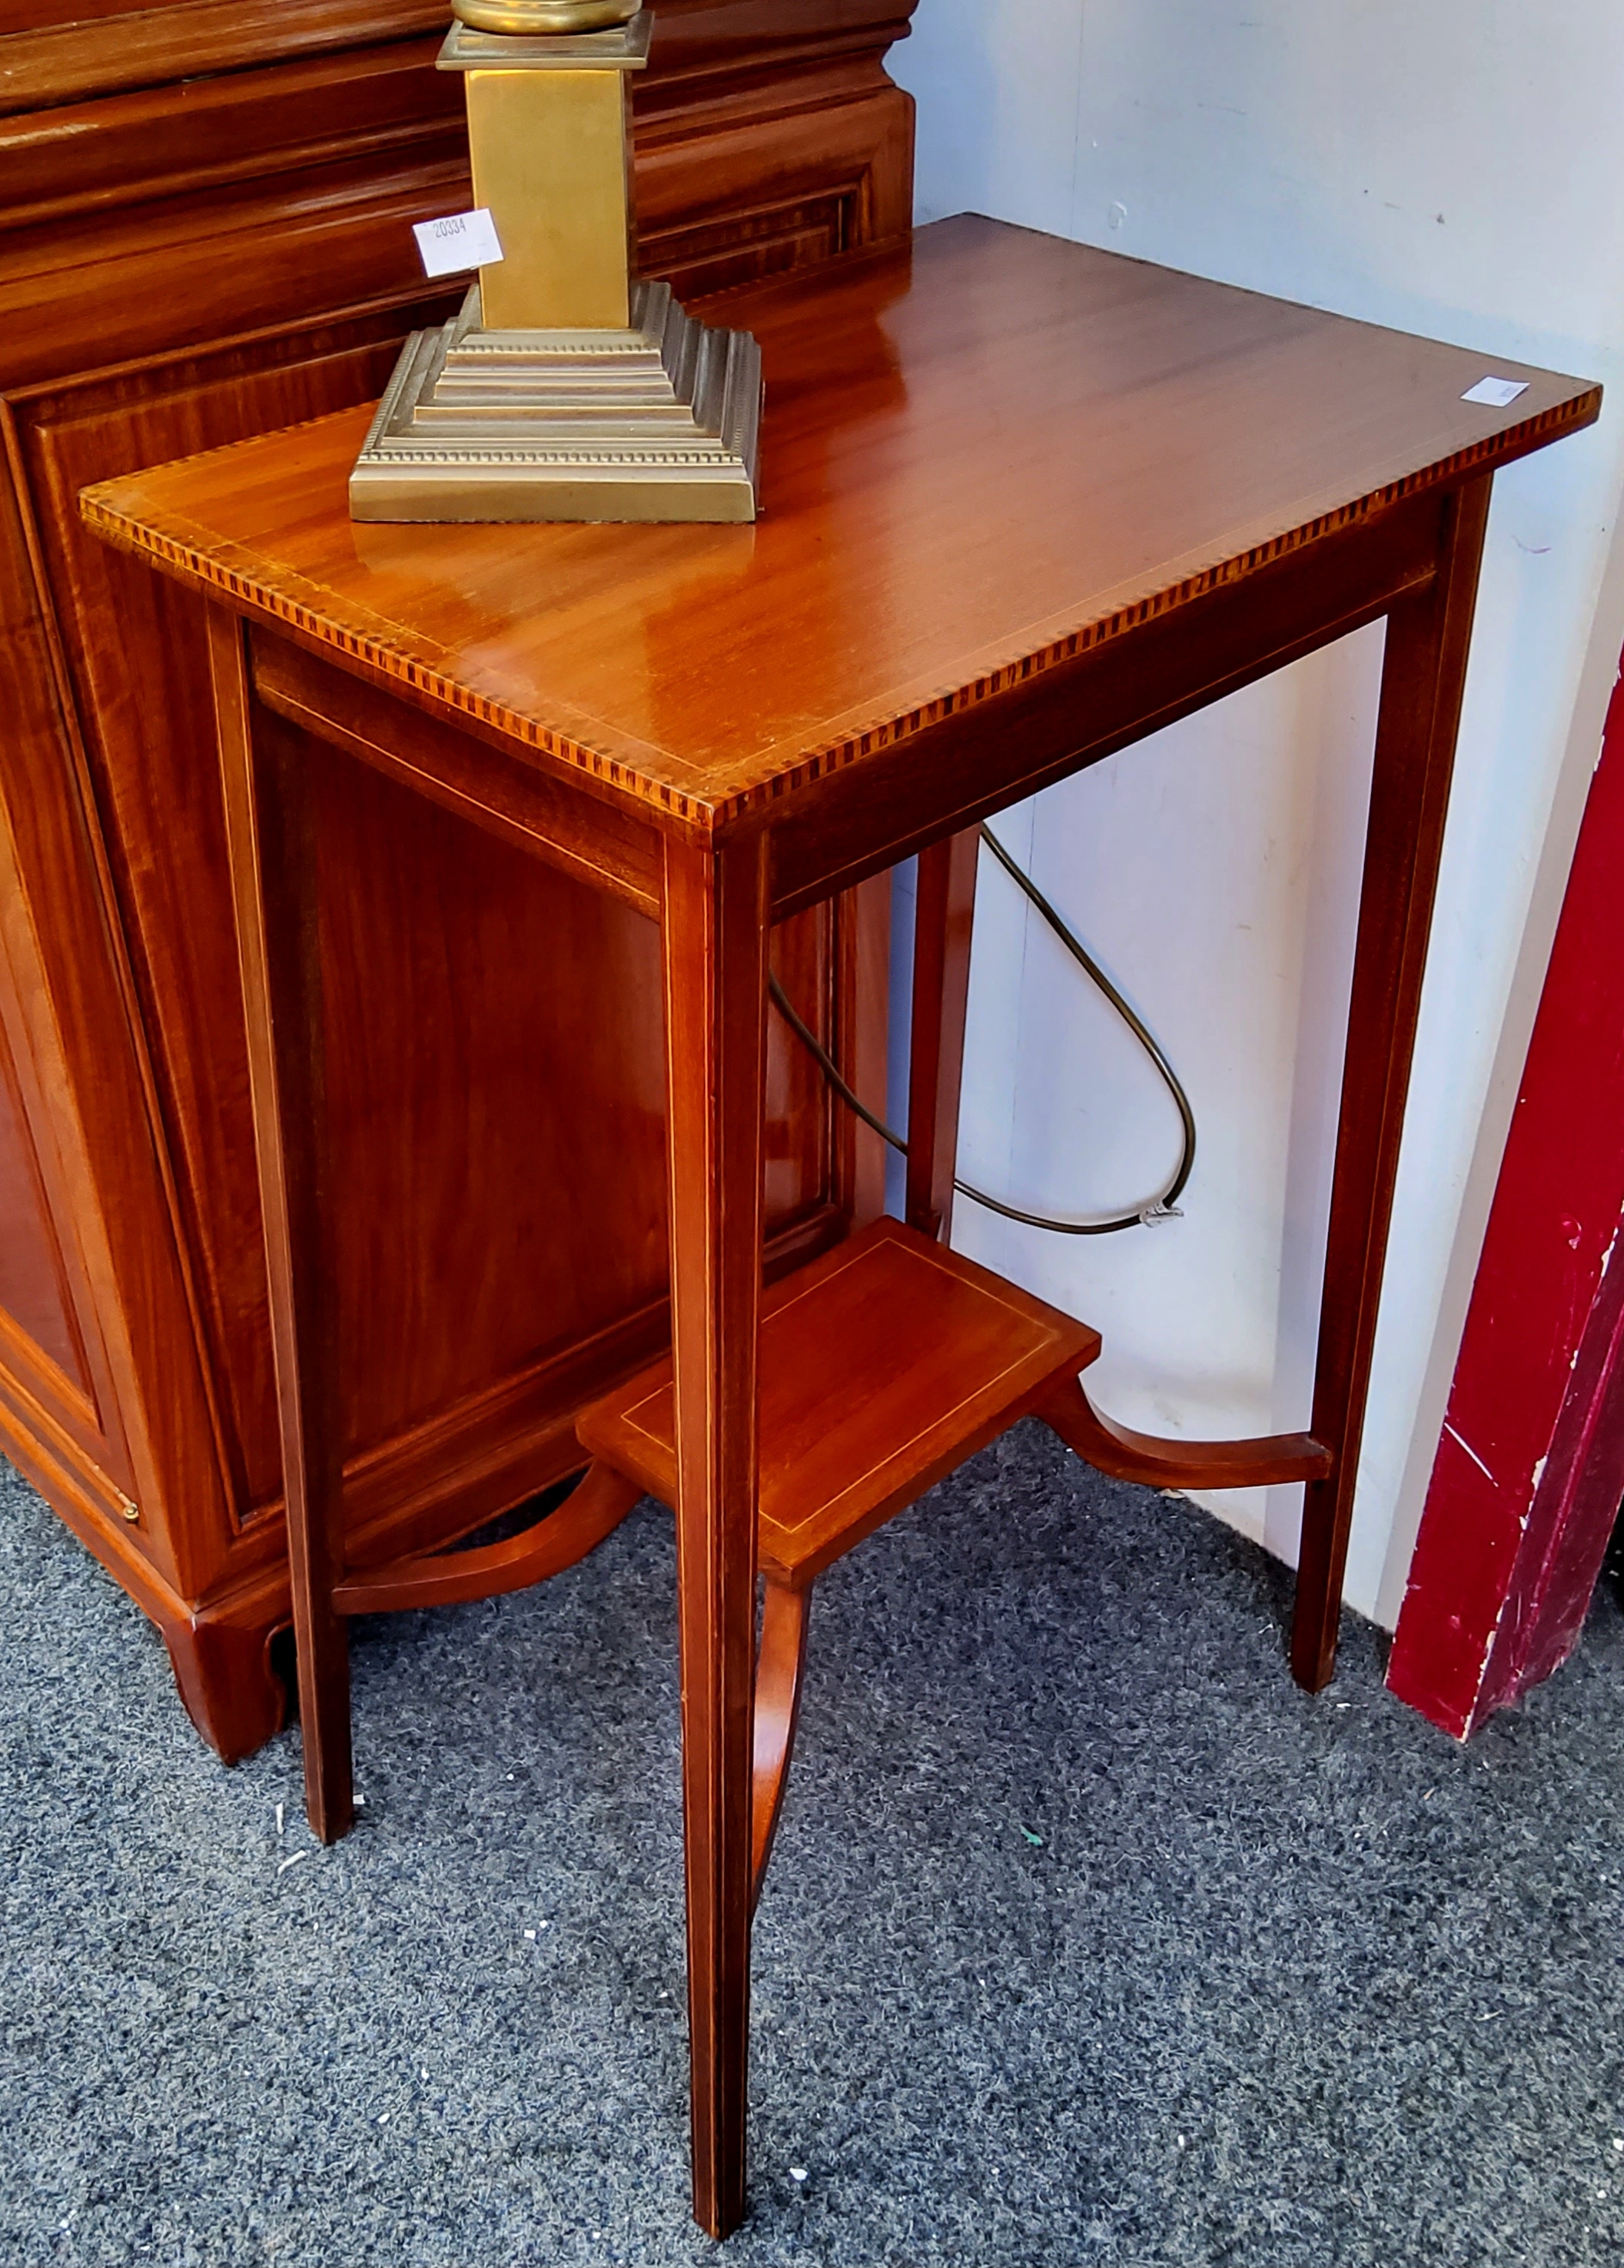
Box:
(350, 0, 762, 524)
(465, 50, 630, 331)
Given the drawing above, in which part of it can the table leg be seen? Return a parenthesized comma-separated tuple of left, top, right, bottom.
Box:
(208, 606, 354, 1841)
(835, 872, 893, 1230)
(751, 1579, 812, 1908)
(661, 829, 769, 2239)
(906, 829, 979, 1240)
(1292, 475, 1493, 1691)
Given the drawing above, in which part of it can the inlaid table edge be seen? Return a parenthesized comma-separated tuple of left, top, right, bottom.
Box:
(75, 479, 702, 820)
(76, 375, 1599, 848)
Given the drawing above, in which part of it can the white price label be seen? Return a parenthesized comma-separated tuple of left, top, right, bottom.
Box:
(412, 207, 505, 279)
(1461, 374, 1529, 409)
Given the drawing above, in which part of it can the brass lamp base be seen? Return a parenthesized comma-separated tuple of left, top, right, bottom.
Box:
(349, 281, 762, 524)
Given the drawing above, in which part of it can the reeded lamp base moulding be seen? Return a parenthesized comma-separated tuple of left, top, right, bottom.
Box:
(349, 281, 762, 524)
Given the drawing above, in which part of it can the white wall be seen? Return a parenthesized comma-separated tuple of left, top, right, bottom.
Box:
(889, 0, 1624, 1624)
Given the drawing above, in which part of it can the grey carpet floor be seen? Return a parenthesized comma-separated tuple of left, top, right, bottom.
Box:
(4, 1426, 1624, 2268)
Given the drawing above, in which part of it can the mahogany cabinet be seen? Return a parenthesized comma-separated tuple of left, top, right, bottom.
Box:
(0, 0, 911, 1759)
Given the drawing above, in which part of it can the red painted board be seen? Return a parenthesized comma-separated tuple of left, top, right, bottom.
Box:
(1388, 662, 1624, 1738)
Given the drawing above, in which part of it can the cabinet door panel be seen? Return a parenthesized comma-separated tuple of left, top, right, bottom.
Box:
(22, 311, 837, 1519)
(20, 312, 436, 1516)
(295, 718, 830, 1469)
(0, 1010, 89, 1397)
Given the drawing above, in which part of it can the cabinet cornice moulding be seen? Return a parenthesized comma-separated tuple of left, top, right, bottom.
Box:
(0, 0, 448, 115)
(0, 0, 915, 119)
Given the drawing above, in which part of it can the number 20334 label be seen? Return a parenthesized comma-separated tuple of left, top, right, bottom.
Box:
(413, 208, 505, 278)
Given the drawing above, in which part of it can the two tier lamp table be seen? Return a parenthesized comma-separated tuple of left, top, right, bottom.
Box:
(83, 217, 1599, 2235)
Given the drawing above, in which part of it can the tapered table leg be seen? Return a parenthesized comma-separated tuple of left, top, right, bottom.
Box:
(1292, 476, 1493, 1690)
(208, 606, 354, 1841)
(906, 829, 979, 1241)
(661, 828, 770, 2238)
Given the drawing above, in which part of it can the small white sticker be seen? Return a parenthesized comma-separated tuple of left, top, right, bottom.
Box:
(1462, 374, 1529, 408)
(413, 208, 505, 279)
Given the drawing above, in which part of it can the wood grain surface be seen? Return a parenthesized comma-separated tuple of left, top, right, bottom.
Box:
(85, 216, 1599, 830)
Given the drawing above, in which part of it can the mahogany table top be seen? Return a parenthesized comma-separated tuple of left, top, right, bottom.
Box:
(83, 214, 1600, 832)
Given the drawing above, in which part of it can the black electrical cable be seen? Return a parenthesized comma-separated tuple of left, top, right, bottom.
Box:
(769, 822, 1197, 1236)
